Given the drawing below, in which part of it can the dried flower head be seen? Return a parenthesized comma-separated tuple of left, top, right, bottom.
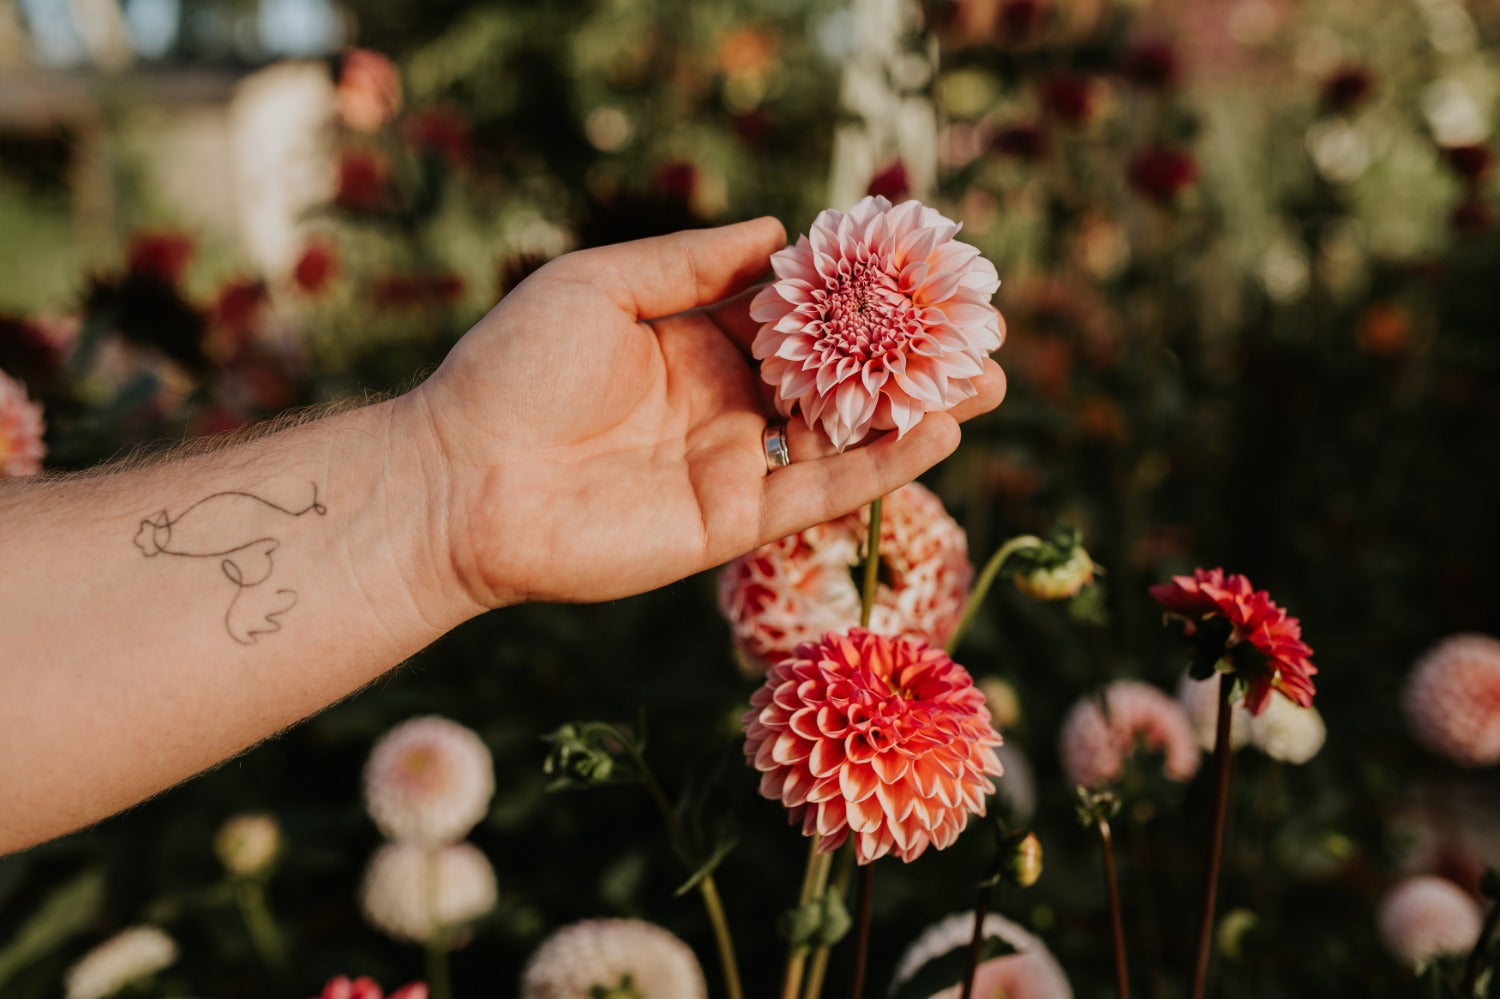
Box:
(0, 369, 45, 477)
(1247, 694, 1326, 764)
(893, 912, 1072, 999)
(519, 918, 709, 999)
(750, 195, 1002, 451)
(1150, 567, 1316, 715)
(1176, 672, 1252, 752)
(743, 629, 1003, 864)
(65, 926, 177, 999)
(360, 841, 497, 946)
(718, 482, 971, 671)
(1403, 634, 1500, 767)
(1059, 680, 1201, 788)
(214, 813, 281, 877)
(364, 715, 495, 845)
(1377, 875, 1483, 968)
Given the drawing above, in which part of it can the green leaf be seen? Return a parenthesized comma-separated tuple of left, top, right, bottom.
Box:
(890, 933, 1018, 999)
(0, 868, 107, 988)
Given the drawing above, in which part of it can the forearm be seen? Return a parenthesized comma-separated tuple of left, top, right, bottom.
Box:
(0, 393, 475, 853)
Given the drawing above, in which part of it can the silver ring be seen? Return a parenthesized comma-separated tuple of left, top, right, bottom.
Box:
(763, 421, 791, 472)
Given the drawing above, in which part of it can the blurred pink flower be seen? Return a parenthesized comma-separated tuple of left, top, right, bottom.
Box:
(894, 912, 1072, 999)
(1377, 875, 1483, 968)
(718, 482, 971, 671)
(750, 195, 1002, 451)
(1150, 567, 1316, 714)
(520, 918, 708, 999)
(314, 978, 428, 999)
(1403, 634, 1500, 767)
(743, 629, 1003, 864)
(1059, 680, 1201, 787)
(338, 48, 402, 132)
(0, 369, 45, 477)
(364, 716, 495, 845)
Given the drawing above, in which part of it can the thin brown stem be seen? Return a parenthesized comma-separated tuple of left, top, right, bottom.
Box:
(860, 498, 883, 630)
(849, 864, 875, 999)
(1099, 818, 1131, 999)
(959, 876, 995, 999)
(1191, 675, 1235, 999)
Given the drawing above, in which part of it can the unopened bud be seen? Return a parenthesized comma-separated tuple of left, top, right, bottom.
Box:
(1007, 832, 1044, 887)
(214, 814, 280, 877)
(1012, 528, 1097, 601)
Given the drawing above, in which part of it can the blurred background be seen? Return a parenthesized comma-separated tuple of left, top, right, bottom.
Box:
(1, 0, 1499, 995)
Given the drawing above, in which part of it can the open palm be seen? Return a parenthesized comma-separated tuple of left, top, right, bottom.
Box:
(415, 218, 1005, 607)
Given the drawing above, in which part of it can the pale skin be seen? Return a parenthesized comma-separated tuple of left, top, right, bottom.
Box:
(0, 217, 1005, 854)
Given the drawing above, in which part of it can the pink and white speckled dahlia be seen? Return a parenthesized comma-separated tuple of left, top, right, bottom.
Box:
(1059, 680, 1201, 788)
(743, 629, 1003, 864)
(750, 196, 1002, 451)
(0, 369, 45, 477)
(1403, 633, 1500, 767)
(718, 482, 971, 671)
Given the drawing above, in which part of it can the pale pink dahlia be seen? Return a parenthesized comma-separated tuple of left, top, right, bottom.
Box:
(750, 195, 1002, 451)
(1403, 634, 1500, 767)
(718, 482, 971, 671)
(893, 912, 1072, 999)
(1059, 680, 1201, 788)
(1377, 875, 1483, 967)
(1150, 567, 1317, 714)
(0, 369, 45, 477)
(520, 918, 708, 999)
(364, 716, 495, 845)
(743, 629, 1003, 864)
(360, 841, 498, 945)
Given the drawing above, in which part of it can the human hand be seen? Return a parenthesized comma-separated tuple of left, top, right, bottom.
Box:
(410, 217, 1006, 609)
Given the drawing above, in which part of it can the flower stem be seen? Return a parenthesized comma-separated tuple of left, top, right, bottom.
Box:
(946, 535, 1043, 653)
(1098, 817, 1131, 999)
(860, 498, 884, 629)
(236, 879, 287, 973)
(425, 927, 452, 999)
(1190, 674, 1236, 999)
(847, 864, 875, 999)
(1461, 897, 1499, 997)
(782, 837, 832, 999)
(959, 870, 998, 999)
(803, 845, 855, 999)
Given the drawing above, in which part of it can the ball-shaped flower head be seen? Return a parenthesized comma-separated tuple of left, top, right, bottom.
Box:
(718, 482, 971, 671)
(743, 629, 1003, 864)
(360, 841, 498, 945)
(65, 926, 177, 999)
(214, 813, 280, 877)
(0, 369, 45, 477)
(1403, 634, 1500, 766)
(1150, 567, 1316, 715)
(364, 716, 495, 844)
(750, 195, 1002, 451)
(1175, 672, 1252, 752)
(1377, 875, 1483, 968)
(1247, 694, 1326, 764)
(519, 918, 708, 998)
(892, 912, 1072, 999)
(1059, 680, 1201, 788)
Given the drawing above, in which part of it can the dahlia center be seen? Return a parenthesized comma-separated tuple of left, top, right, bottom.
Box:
(818, 263, 915, 362)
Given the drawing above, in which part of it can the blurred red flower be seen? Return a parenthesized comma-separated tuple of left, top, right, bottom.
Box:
(1322, 65, 1376, 114)
(991, 122, 1051, 161)
(1443, 143, 1493, 182)
(127, 231, 194, 285)
(1121, 40, 1181, 90)
(866, 160, 911, 201)
(370, 273, 466, 309)
(335, 151, 391, 213)
(293, 241, 339, 296)
(405, 108, 472, 169)
(1041, 73, 1099, 126)
(313, 976, 427, 999)
(1127, 147, 1198, 204)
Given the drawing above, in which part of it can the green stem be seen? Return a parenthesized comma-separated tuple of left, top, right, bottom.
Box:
(860, 498, 884, 630)
(1190, 675, 1235, 999)
(946, 535, 1044, 653)
(782, 838, 832, 999)
(425, 928, 452, 999)
(236, 879, 286, 972)
(621, 736, 744, 999)
(803, 845, 855, 999)
(1098, 818, 1131, 999)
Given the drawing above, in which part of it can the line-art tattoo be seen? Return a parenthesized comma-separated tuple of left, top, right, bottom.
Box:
(135, 483, 328, 645)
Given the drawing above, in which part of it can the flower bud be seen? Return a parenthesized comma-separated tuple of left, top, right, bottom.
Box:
(1006, 832, 1044, 888)
(1011, 529, 1097, 601)
(541, 723, 626, 789)
(214, 814, 280, 877)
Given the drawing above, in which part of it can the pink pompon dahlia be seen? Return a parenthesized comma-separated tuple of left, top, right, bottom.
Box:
(0, 369, 45, 477)
(1377, 875, 1483, 968)
(743, 629, 1003, 864)
(1149, 567, 1316, 715)
(718, 482, 971, 672)
(1059, 680, 1201, 788)
(1403, 634, 1500, 767)
(750, 195, 1003, 451)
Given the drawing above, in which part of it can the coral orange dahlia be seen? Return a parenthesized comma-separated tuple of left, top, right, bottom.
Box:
(743, 629, 1003, 864)
(1149, 567, 1316, 715)
(750, 195, 1002, 451)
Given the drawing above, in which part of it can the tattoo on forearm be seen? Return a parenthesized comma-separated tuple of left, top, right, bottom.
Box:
(135, 484, 328, 644)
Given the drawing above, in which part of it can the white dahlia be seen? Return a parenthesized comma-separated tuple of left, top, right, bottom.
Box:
(360, 841, 497, 945)
(519, 918, 708, 998)
(364, 715, 495, 844)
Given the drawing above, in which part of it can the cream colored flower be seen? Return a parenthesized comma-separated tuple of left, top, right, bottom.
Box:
(1247, 695, 1326, 764)
(892, 912, 1072, 999)
(360, 842, 497, 945)
(65, 926, 177, 999)
(214, 813, 281, 876)
(520, 918, 708, 998)
(1176, 671, 1252, 752)
(364, 716, 495, 845)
